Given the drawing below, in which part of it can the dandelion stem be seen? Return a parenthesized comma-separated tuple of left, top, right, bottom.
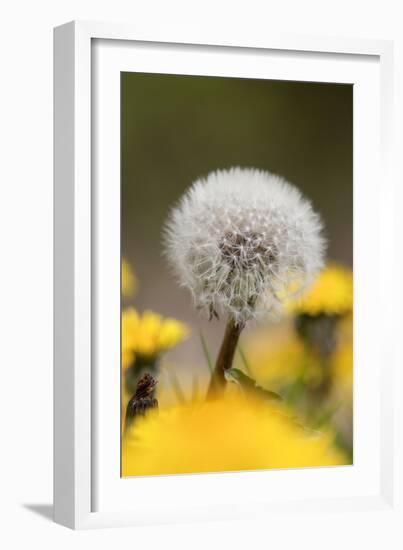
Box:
(207, 317, 244, 398)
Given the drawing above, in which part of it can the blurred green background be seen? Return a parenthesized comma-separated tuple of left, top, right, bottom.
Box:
(121, 72, 352, 382)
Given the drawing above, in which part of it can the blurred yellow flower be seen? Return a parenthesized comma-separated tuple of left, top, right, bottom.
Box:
(287, 263, 353, 316)
(244, 325, 305, 385)
(330, 314, 353, 396)
(122, 258, 137, 298)
(122, 393, 348, 476)
(243, 318, 352, 397)
(331, 341, 353, 401)
(121, 348, 135, 372)
(122, 307, 189, 362)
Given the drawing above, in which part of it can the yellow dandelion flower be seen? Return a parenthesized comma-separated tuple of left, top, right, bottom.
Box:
(121, 258, 137, 298)
(331, 341, 353, 398)
(330, 314, 353, 397)
(122, 393, 348, 476)
(242, 324, 309, 387)
(243, 317, 353, 397)
(122, 307, 189, 361)
(287, 263, 353, 316)
(121, 348, 135, 372)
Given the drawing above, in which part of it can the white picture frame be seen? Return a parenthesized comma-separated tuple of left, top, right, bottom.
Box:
(54, 20, 399, 530)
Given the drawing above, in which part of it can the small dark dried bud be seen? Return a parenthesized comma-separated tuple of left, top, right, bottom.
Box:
(125, 373, 158, 431)
(134, 372, 158, 399)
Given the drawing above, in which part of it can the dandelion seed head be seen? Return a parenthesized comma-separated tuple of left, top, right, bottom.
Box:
(163, 167, 326, 324)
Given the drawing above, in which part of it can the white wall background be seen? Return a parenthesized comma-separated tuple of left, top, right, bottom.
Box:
(0, 1, 402, 548)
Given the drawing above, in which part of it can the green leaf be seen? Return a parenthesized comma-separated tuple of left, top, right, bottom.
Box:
(237, 345, 252, 375)
(224, 368, 282, 402)
(168, 369, 186, 404)
(200, 332, 214, 375)
(314, 402, 341, 429)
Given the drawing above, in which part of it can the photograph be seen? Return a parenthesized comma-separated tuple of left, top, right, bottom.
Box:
(1, 0, 398, 541)
(120, 72, 353, 477)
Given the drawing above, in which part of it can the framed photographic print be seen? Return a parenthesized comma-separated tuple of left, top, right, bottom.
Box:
(54, 21, 399, 530)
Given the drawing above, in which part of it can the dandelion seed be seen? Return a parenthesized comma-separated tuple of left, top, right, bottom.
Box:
(163, 168, 325, 396)
(164, 168, 325, 325)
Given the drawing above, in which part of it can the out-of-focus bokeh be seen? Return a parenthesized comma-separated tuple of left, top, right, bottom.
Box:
(121, 72, 353, 467)
(122, 73, 352, 368)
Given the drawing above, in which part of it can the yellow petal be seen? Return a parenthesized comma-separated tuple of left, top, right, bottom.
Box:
(121, 259, 137, 298)
(122, 393, 348, 476)
(287, 263, 353, 316)
(157, 319, 189, 351)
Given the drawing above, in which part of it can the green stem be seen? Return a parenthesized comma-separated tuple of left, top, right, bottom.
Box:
(207, 317, 244, 398)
